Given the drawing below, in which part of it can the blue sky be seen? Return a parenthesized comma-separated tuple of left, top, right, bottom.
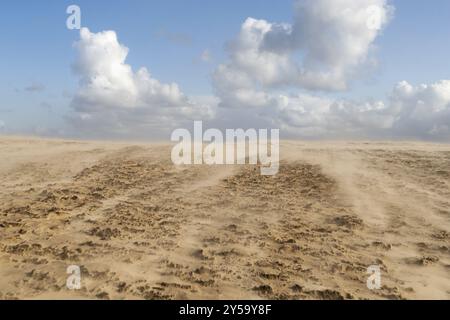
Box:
(0, 0, 449, 139)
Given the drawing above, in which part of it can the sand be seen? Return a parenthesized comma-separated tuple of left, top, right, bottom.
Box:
(0, 136, 449, 300)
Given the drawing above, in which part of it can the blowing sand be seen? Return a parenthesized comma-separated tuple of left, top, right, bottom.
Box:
(0, 136, 449, 300)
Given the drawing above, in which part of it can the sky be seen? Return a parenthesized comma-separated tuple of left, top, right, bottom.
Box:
(0, 0, 449, 140)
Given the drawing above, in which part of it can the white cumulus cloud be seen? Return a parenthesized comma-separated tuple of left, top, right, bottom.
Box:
(213, 0, 393, 109)
(69, 28, 214, 138)
(390, 80, 450, 139)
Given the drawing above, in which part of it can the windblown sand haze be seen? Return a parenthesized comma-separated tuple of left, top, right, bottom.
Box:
(0, 137, 449, 299)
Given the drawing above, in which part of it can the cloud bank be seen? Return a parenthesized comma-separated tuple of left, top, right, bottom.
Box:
(210, 0, 450, 140)
(67, 1, 450, 141)
(276, 80, 450, 140)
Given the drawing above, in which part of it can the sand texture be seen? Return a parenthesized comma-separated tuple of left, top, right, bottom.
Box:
(0, 137, 449, 300)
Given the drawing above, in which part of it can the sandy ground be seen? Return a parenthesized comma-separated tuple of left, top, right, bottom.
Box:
(0, 136, 449, 300)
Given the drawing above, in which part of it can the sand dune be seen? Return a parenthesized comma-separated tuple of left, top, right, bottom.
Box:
(0, 137, 449, 300)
